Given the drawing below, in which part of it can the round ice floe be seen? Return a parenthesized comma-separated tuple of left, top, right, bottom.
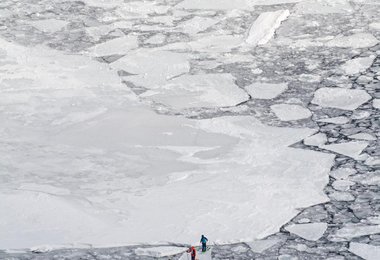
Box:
(312, 88, 371, 110)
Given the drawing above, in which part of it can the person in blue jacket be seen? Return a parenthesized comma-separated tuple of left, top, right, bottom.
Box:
(200, 235, 208, 252)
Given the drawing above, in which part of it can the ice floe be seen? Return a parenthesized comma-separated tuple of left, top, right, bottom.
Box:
(373, 99, 380, 109)
(349, 133, 376, 141)
(0, 38, 336, 249)
(303, 133, 327, 146)
(349, 242, 380, 260)
(334, 224, 380, 240)
(320, 141, 369, 159)
(87, 36, 138, 57)
(145, 34, 166, 45)
(141, 73, 250, 109)
(340, 56, 375, 75)
(285, 223, 327, 241)
(317, 116, 349, 125)
(325, 33, 379, 49)
(247, 238, 282, 253)
(175, 0, 255, 10)
(28, 19, 69, 33)
(177, 16, 220, 35)
(312, 88, 372, 110)
(246, 10, 290, 46)
(370, 23, 380, 30)
(294, 0, 353, 14)
(330, 168, 356, 180)
(245, 83, 288, 99)
(110, 49, 190, 87)
(271, 104, 312, 121)
(135, 247, 187, 257)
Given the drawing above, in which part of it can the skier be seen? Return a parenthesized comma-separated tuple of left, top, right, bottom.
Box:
(187, 246, 197, 260)
(200, 235, 208, 252)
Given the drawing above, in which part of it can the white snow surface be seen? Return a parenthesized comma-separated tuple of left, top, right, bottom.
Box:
(246, 10, 290, 46)
(245, 82, 288, 99)
(325, 33, 379, 49)
(373, 99, 380, 109)
(312, 88, 372, 110)
(285, 223, 327, 241)
(317, 116, 349, 125)
(270, 104, 312, 121)
(303, 133, 327, 146)
(349, 242, 380, 260)
(340, 56, 375, 75)
(0, 38, 336, 249)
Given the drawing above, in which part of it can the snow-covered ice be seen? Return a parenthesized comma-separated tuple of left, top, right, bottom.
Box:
(87, 36, 139, 57)
(135, 246, 187, 257)
(247, 238, 281, 253)
(340, 56, 375, 75)
(29, 19, 69, 33)
(320, 141, 369, 159)
(110, 49, 190, 87)
(270, 104, 312, 121)
(141, 73, 250, 109)
(317, 116, 350, 125)
(245, 82, 288, 99)
(177, 16, 220, 35)
(330, 168, 356, 180)
(325, 33, 379, 49)
(175, 0, 255, 10)
(0, 38, 336, 249)
(294, 0, 353, 14)
(349, 242, 380, 260)
(312, 88, 372, 110)
(246, 10, 290, 46)
(349, 133, 376, 141)
(303, 133, 327, 146)
(285, 223, 328, 241)
(334, 224, 380, 240)
(373, 99, 380, 109)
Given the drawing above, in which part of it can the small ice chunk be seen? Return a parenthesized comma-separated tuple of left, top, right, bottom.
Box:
(330, 168, 356, 180)
(329, 191, 355, 201)
(247, 238, 281, 253)
(245, 82, 288, 99)
(285, 223, 327, 241)
(349, 242, 380, 260)
(246, 10, 290, 45)
(87, 36, 138, 57)
(304, 133, 327, 146)
(142, 73, 250, 109)
(29, 19, 68, 33)
(317, 116, 349, 125)
(312, 88, 371, 110)
(135, 246, 187, 257)
(325, 33, 379, 49)
(295, 0, 353, 14)
(271, 104, 312, 121)
(178, 16, 219, 35)
(320, 141, 369, 159)
(332, 180, 354, 191)
(340, 56, 375, 75)
(349, 133, 376, 141)
(373, 99, 380, 109)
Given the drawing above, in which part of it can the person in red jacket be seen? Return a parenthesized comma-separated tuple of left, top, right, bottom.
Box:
(187, 246, 196, 260)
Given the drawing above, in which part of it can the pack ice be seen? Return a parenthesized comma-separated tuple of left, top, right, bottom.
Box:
(0, 38, 335, 249)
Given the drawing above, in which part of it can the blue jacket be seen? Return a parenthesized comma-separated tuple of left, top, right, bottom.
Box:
(200, 236, 208, 244)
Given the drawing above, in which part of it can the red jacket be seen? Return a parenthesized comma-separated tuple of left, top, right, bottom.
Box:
(188, 247, 196, 257)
